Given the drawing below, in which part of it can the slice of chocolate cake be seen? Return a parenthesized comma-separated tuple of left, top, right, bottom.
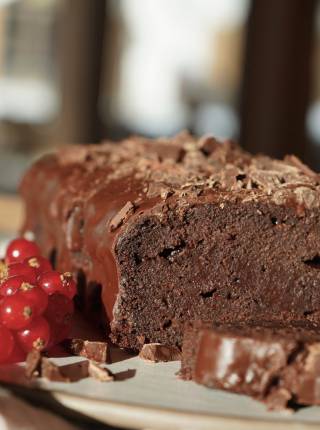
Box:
(20, 133, 320, 350)
(181, 320, 320, 409)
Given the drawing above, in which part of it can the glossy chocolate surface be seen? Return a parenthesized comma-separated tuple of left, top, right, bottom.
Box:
(183, 321, 320, 408)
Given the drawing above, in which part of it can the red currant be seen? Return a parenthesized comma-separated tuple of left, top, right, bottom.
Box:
(6, 263, 37, 284)
(5, 238, 41, 265)
(24, 256, 52, 276)
(60, 272, 77, 299)
(0, 325, 14, 363)
(19, 284, 48, 316)
(5, 342, 26, 364)
(0, 237, 78, 356)
(0, 276, 25, 296)
(0, 293, 35, 330)
(38, 271, 63, 295)
(45, 293, 74, 325)
(16, 317, 50, 352)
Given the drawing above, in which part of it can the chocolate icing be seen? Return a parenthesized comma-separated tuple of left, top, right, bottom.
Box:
(20, 133, 320, 349)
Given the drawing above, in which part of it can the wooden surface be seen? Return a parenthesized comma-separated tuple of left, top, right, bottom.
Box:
(0, 194, 23, 234)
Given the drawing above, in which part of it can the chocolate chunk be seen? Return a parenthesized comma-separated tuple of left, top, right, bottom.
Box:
(88, 361, 114, 382)
(41, 358, 89, 382)
(41, 358, 69, 382)
(109, 201, 135, 231)
(66, 339, 108, 363)
(25, 349, 42, 379)
(139, 343, 182, 362)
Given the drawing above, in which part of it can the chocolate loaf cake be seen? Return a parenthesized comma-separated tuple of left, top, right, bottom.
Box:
(20, 132, 320, 350)
(181, 320, 320, 409)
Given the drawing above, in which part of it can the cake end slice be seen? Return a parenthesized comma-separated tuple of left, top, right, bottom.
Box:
(181, 321, 320, 409)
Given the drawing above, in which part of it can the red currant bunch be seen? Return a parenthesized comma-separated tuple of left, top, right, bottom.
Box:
(0, 238, 76, 364)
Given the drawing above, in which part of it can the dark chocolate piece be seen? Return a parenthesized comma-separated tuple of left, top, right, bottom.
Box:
(66, 339, 108, 363)
(139, 343, 181, 362)
(25, 349, 42, 379)
(41, 358, 89, 382)
(88, 361, 114, 382)
(20, 133, 320, 351)
(181, 321, 320, 408)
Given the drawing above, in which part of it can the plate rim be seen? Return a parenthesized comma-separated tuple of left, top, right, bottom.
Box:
(52, 388, 320, 430)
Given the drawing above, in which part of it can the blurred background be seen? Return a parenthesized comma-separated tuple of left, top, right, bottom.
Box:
(0, 0, 319, 193)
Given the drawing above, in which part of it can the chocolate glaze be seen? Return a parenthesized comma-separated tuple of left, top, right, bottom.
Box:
(82, 174, 161, 320)
(20, 133, 320, 349)
(181, 321, 320, 408)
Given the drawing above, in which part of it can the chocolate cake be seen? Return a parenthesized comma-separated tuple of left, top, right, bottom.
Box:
(181, 320, 320, 409)
(20, 132, 320, 350)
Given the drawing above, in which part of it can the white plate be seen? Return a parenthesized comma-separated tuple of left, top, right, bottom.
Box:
(1, 354, 320, 430)
(1, 237, 320, 430)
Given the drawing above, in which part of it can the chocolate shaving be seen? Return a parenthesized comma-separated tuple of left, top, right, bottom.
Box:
(88, 361, 114, 382)
(284, 154, 318, 179)
(139, 343, 182, 362)
(146, 182, 165, 199)
(57, 146, 91, 166)
(25, 349, 42, 379)
(197, 135, 219, 156)
(160, 188, 174, 200)
(41, 358, 89, 382)
(66, 339, 108, 363)
(143, 142, 185, 163)
(109, 201, 135, 231)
